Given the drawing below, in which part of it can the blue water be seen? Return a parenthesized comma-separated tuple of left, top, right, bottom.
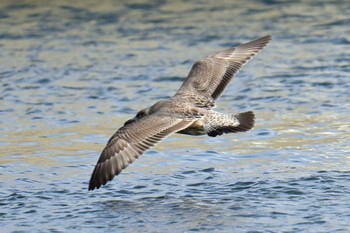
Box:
(1, 0, 350, 232)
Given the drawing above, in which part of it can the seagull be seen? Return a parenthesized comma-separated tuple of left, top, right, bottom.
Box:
(89, 35, 272, 190)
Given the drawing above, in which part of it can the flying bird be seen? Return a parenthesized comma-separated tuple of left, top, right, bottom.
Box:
(89, 35, 272, 190)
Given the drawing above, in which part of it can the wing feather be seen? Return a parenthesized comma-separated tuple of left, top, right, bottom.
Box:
(88, 114, 194, 190)
(176, 35, 271, 101)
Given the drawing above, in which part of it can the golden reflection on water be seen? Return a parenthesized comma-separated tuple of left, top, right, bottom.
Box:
(2, 107, 348, 170)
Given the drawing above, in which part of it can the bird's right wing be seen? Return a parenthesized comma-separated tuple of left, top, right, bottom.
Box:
(175, 35, 272, 100)
(88, 113, 194, 191)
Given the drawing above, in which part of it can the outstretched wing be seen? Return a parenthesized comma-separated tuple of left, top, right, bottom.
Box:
(175, 35, 271, 100)
(89, 114, 194, 190)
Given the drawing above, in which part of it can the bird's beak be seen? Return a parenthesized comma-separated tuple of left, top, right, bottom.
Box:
(124, 118, 136, 126)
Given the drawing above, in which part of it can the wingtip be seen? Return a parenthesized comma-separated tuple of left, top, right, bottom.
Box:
(235, 34, 272, 52)
(253, 34, 272, 45)
(88, 179, 104, 191)
(88, 184, 97, 191)
(263, 34, 272, 43)
(88, 172, 107, 191)
(264, 34, 272, 39)
(88, 180, 97, 191)
(88, 166, 105, 191)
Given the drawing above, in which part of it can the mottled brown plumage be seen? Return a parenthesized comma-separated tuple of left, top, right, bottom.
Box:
(89, 35, 272, 191)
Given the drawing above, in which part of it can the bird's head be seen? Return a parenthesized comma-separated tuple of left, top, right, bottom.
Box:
(124, 107, 150, 126)
(123, 100, 169, 126)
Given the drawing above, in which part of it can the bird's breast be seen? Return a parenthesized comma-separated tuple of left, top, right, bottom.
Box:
(176, 120, 206, 136)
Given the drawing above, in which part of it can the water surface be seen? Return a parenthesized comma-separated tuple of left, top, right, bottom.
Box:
(1, 0, 350, 232)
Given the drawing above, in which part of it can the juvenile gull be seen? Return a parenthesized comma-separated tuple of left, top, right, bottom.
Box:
(89, 35, 272, 190)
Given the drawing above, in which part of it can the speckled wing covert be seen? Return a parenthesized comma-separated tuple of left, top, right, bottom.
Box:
(175, 35, 272, 100)
(88, 114, 194, 190)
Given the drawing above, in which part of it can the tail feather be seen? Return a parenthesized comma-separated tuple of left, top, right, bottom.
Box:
(207, 111, 255, 137)
(233, 111, 255, 132)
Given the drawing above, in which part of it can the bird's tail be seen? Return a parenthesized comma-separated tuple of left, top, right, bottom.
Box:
(232, 111, 255, 132)
(207, 111, 255, 137)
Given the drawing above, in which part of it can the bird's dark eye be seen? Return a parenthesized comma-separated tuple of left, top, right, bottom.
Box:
(136, 110, 146, 118)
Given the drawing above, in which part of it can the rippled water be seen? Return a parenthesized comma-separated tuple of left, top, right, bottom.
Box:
(1, 0, 350, 232)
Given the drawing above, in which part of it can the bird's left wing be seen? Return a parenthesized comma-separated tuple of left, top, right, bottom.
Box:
(89, 113, 194, 190)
